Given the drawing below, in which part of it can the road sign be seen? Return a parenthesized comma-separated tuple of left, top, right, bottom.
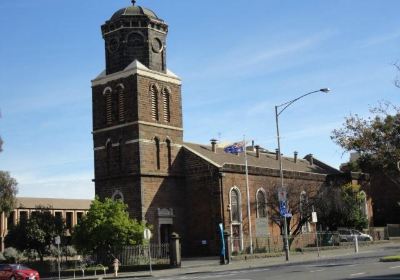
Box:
(144, 228, 152, 240)
(279, 201, 287, 216)
(55, 235, 61, 245)
(278, 188, 287, 202)
(311, 211, 318, 223)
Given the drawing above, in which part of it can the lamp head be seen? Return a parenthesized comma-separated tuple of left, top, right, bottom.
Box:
(320, 88, 330, 93)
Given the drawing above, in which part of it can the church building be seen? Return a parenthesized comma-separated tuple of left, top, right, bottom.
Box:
(91, 1, 371, 256)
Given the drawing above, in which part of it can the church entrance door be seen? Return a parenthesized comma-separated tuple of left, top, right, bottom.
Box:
(160, 224, 172, 244)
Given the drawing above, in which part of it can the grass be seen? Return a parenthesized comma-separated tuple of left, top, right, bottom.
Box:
(380, 256, 400, 262)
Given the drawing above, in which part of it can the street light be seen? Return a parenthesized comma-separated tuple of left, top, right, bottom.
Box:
(275, 88, 330, 261)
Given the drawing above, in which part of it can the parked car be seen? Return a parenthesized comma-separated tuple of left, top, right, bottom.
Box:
(0, 264, 40, 280)
(338, 228, 373, 242)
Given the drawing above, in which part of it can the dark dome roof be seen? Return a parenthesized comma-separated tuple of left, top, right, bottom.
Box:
(111, 5, 160, 21)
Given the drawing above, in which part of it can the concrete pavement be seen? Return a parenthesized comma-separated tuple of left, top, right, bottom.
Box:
(47, 241, 399, 280)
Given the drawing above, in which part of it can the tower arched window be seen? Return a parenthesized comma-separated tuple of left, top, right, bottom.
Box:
(256, 189, 267, 218)
(155, 137, 161, 170)
(150, 85, 159, 121)
(231, 188, 241, 223)
(106, 140, 112, 174)
(117, 84, 125, 122)
(166, 139, 172, 169)
(103, 88, 112, 125)
(162, 88, 171, 123)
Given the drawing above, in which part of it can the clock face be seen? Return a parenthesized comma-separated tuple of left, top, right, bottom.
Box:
(108, 38, 120, 53)
(151, 38, 163, 53)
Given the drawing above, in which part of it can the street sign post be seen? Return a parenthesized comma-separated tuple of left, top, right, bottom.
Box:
(143, 229, 152, 275)
(55, 236, 61, 280)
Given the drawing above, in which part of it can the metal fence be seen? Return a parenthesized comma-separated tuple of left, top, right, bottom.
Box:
(94, 243, 170, 266)
(234, 232, 356, 255)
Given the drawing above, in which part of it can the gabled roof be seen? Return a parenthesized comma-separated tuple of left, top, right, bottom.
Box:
(15, 197, 92, 210)
(183, 142, 340, 175)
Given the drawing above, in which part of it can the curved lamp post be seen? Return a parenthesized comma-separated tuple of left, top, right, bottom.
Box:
(275, 88, 330, 261)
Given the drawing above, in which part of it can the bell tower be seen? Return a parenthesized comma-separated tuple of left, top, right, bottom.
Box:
(91, 0, 185, 235)
(102, 0, 168, 74)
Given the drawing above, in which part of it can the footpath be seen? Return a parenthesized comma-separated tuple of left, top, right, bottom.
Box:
(48, 242, 400, 280)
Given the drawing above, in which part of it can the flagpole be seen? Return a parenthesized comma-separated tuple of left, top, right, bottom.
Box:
(243, 135, 253, 254)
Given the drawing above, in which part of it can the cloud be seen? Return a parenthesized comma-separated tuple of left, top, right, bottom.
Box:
(359, 30, 400, 48)
(186, 31, 334, 81)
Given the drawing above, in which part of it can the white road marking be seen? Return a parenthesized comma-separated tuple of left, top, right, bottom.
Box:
(310, 269, 324, 273)
(390, 265, 400, 269)
(350, 272, 366, 277)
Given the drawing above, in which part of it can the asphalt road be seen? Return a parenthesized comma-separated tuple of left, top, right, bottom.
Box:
(153, 246, 400, 280)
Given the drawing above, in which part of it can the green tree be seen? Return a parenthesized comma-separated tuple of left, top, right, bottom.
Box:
(317, 183, 368, 230)
(331, 102, 400, 185)
(0, 171, 18, 214)
(5, 208, 65, 261)
(72, 197, 146, 255)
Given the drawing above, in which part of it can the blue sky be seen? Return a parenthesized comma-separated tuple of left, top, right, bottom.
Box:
(1, 0, 400, 199)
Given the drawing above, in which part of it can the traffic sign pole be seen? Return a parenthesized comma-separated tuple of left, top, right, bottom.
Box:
(143, 229, 152, 275)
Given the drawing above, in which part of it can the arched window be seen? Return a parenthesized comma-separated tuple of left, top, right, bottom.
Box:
(155, 137, 160, 170)
(106, 139, 112, 174)
(112, 190, 124, 202)
(231, 188, 241, 223)
(103, 87, 112, 125)
(166, 139, 172, 169)
(163, 88, 170, 122)
(300, 191, 310, 232)
(256, 189, 267, 218)
(117, 84, 125, 122)
(150, 85, 159, 121)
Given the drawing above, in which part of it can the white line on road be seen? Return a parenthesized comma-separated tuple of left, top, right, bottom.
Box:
(350, 272, 366, 277)
(310, 269, 324, 273)
(390, 265, 400, 269)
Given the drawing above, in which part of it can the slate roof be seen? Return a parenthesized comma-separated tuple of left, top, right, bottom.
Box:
(15, 197, 92, 210)
(183, 142, 340, 175)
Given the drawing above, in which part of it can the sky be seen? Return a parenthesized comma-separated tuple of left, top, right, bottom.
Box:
(1, 0, 400, 199)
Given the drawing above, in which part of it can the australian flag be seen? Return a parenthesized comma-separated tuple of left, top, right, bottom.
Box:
(224, 141, 245, 154)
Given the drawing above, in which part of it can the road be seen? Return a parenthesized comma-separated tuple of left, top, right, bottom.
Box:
(154, 246, 400, 280)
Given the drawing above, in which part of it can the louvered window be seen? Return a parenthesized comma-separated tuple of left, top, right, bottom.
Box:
(163, 88, 170, 122)
(104, 89, 112, 125)
(151, 85, 159, 121)
(155, 137, 161, 170)
(166, 139, 172, 169)
(117, 85, 125, 122)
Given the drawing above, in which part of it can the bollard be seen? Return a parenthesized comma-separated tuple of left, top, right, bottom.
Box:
(223, 230, 231, 264)
(169, 232, 181, 268)
(354, 235, 359, 253)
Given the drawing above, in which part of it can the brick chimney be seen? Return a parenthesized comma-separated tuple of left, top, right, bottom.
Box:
(255, 145, 260, 158)
(308, 154, 314, 165)
(210, 139, 218, 153)
(294, 151, 298, 163)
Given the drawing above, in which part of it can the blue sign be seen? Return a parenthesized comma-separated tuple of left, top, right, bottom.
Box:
(279, 201, 287, 216)
(218, 223, 225, 257)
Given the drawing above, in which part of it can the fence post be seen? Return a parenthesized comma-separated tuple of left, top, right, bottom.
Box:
(223, 230, 231, 264)
(169, 232, 181, 268)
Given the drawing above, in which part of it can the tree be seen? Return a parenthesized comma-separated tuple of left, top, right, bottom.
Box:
(267, 183, 321, 242)
(72, 197, 146, 255)
(5, 208, 65, 261)
(0, 171, 18, 214)
(331, 102, 400, 185)
(317, 183, 368, 230)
